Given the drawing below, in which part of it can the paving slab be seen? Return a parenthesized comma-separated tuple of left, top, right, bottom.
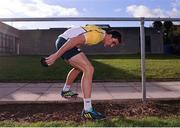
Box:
(2, 87, 48, 101)
(91, 85, 113, 100)
(0, 83, 26, 88)
(24, 83, 52, 88)
(105, 85, 143, 99)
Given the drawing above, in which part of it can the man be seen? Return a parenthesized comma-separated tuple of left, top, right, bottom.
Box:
(41, 25, 121, 120)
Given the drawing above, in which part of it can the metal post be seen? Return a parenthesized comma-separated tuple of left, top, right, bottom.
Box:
(140, 18, 146, 101)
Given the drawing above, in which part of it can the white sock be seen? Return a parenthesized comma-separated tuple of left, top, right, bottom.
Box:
(83, 98, 92, 111)
(62, 84, 71, 92)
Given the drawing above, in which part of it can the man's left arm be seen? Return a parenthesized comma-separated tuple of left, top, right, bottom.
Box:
(45, 35, 85, 66)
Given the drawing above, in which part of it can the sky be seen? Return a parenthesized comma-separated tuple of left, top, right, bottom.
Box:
(0, 0, 180, 29)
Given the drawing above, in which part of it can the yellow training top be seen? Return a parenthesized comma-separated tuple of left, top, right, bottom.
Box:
(82, 25, 105, 45)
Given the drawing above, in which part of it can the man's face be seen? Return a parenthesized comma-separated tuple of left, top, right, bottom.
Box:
(104, 34, 119, 48)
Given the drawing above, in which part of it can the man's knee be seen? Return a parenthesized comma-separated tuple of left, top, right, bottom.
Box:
(83, 64, 94, 74)
(88, 65, 94, 74)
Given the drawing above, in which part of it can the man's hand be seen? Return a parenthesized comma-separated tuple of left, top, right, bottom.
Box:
(40, 53, 58, 67)
(45, 53, 58, 66)
(40, 57, 48, 67)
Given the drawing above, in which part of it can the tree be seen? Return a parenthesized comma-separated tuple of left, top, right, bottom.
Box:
(152, 21, 176, 54)
(153, 21, 163, 32)
(163, 21, 174, 45)
(164, 21, 173, 32)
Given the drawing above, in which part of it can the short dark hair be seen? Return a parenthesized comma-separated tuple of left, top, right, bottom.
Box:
(106, 30, 121, 43)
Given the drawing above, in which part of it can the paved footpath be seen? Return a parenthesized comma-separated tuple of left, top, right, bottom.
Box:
(0, 82, 179, 103)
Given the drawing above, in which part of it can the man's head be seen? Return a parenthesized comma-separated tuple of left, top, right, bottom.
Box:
(103, 30, 121, 47)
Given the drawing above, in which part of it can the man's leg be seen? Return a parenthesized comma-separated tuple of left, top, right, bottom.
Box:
(68, 52, 94, 99)
(68, 52, 105, 119)
(65, 68, 81, 86)
(62, 68, 81, 92)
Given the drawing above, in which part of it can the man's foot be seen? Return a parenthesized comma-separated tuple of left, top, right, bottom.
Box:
(81, 108, 106, 120)
(61, 90, 78, 98)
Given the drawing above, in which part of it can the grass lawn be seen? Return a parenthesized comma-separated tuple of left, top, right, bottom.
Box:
(0, 117, 179, 127)
(0, 54, 180, 81)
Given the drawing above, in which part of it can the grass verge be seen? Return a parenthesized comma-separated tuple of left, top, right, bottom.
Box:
(0, 116, 179, 127)
(0, 54, 180, 81)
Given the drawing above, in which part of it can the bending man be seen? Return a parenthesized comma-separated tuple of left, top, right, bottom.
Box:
(44, 25, 121, 120)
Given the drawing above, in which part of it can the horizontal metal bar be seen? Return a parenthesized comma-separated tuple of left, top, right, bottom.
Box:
(0, 17, 180, 22)
(0, 17, 141, 22)
(144, 17, 180, 21)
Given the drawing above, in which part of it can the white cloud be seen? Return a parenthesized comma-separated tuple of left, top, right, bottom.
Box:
(0, 0, 79, 17)
(167, 8, 179, 17)
(171, 0, 180, 8)
(126, 5, 180, 18)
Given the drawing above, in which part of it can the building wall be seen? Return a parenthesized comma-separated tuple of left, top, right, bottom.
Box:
(145, 28, 164, 54)
(0, 21, 164, 55)
(0, 22, 20, 55)
(20, 28, 67, 55)
(19, 27, 163, 55)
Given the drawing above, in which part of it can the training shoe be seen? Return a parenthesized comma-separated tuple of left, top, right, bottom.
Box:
(81, 108, 106, 120)
(61, 90, 78, 98)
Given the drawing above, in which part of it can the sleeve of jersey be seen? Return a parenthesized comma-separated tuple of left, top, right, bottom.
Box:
(84, 31, 104, 45)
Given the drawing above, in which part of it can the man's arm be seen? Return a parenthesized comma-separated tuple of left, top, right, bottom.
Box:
(56, 35, 85, 59)
(45, 35, 85, 66)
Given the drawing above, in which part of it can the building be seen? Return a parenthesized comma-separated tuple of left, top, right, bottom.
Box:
(0, 22, 163, 55)
(0, 22, 20, 55)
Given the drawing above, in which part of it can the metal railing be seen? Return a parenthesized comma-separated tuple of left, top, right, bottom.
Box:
(1, 17, 180, 101)
(0, 17, 180, 22)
